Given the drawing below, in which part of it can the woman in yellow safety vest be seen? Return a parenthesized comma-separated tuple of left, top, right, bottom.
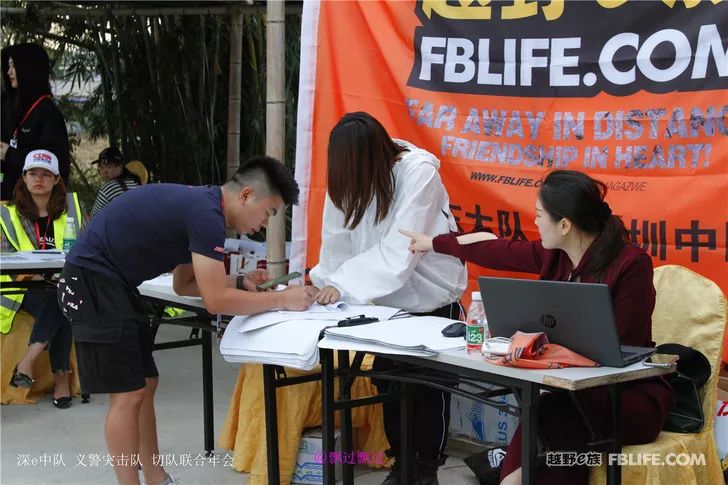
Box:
(0, 149, 82, 409)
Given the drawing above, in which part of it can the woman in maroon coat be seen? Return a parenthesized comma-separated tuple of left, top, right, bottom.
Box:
(401, 170, 674, 485)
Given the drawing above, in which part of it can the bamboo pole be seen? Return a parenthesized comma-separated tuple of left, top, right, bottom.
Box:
(209, 17, 222, 183)
(266, 0, 286, 279)
(93, 31, 118, 144)
(226, 6, 243, 181)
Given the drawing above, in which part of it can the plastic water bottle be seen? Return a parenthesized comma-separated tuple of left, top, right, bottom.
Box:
(62, 216, 77, 251)
(466, 291, 488, 354)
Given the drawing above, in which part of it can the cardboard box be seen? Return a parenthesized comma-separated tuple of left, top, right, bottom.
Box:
(716, 401, 728, 471)
(223, 237, 292, 273)
(292, 428, 341, 484)
(449, 384, 518, 445)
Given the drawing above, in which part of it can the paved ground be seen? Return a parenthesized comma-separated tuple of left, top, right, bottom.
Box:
(1, 325, 481, 485)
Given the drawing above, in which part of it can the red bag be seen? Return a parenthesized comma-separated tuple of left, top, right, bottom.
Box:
(487, 331, 599, 369)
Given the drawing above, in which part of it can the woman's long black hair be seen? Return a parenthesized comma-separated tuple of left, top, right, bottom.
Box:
(327, 112, 400, 229)
(539, 170, 629, 279)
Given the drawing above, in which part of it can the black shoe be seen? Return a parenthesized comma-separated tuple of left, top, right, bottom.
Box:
(381, 461, 400, 485)
(9, 366, 34, 388)
(52, 396, 72, 409)
(414, 457, 439, 485)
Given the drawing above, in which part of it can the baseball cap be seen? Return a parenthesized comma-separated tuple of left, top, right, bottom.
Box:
(91, 146, 125, 165)
(23, 149, 59, 175)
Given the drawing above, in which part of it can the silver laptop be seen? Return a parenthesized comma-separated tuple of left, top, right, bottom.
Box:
(478, 277, 655, 367)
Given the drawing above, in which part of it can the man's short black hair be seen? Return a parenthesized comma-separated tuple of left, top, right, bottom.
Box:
(229, 156, 299, 206)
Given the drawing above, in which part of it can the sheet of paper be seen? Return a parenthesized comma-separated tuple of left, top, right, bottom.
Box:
(143, 273, 174, 287)
(276, 301, 349, 316)
(324, 316, 466, 353)
(237, 304, 402, 334)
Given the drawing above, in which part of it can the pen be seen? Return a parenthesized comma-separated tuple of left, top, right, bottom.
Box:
(387, 309, 411, 320)
(32, 250, 63, 254)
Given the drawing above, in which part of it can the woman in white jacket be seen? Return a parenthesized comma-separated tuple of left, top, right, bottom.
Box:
(310, 112, 467, 485)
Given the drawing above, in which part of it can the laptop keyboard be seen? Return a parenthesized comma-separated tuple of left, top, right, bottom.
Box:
(621, 350, 637, 358)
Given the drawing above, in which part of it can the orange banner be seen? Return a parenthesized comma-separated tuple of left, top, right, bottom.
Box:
(291, 0, 728, 358)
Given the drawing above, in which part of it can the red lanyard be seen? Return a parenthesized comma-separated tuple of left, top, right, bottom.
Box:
(34, 218, 52, 250)
(12, 95, 52, 139)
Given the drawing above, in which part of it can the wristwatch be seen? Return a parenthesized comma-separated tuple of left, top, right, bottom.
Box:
(236, 273, 245, 290)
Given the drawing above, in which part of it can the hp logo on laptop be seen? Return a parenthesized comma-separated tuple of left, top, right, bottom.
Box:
(541, 314, 556, 329)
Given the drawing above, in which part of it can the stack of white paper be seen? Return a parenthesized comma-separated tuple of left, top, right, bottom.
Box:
(319, 316, 465, 357)
(220, 305, 404, 370)
(221, 317, 330, 369)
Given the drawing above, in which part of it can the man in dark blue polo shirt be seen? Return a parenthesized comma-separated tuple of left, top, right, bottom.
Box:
(58, 156, 318, 485)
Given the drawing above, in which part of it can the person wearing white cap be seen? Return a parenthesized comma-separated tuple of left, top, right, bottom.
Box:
(21, 147, 60, 175)
(0, 149, 83, 409)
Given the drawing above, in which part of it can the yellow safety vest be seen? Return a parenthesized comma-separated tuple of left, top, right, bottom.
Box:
(163, 306, 186, 318)
(0, 193, 82, 333)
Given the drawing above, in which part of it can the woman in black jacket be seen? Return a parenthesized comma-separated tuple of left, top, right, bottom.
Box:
(1, 43, 70, 199)
(1, 48, 17, 147)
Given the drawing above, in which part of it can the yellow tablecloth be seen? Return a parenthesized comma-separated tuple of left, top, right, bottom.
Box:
(218, 355, 390, 485)
(1, 310, 81, 404)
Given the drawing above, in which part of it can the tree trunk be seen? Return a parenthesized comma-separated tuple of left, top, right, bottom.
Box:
(266, 0, 286, 279)
(199, 16, 207, 118)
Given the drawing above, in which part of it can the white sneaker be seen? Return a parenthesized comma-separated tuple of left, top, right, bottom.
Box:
(160, 474, 184, 485)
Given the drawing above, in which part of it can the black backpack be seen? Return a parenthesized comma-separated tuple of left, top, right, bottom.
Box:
(657, 343, 711, 433)
(463, 446, 508, 485)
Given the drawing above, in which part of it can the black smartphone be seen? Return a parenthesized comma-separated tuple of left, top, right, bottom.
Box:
(256, 271, 302, 290)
